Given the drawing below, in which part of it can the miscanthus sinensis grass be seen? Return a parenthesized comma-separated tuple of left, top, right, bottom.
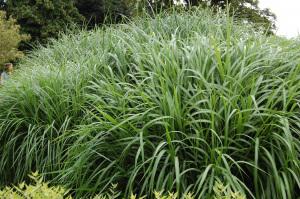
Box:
(0, 8, 299, 199)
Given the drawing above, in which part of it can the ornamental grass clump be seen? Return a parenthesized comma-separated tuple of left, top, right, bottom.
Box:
(0, 8, 299, 199)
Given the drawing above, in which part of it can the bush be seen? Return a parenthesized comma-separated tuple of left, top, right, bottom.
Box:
(0, 8, 299, 198)
(0, 172, 244, 199)
(0, 172, 70, 199)
(0, 11, 29, 67)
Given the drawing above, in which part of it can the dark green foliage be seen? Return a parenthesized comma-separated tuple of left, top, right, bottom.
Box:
(0, 0, 5, 10)
(3, 0, 128, 44)
(75, 0, 128, 27)
(5, 0, 84, 44)
(75, 0, 105, 26)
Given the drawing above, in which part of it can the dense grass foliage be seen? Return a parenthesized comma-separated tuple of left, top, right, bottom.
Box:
(0, 8, 299, 198)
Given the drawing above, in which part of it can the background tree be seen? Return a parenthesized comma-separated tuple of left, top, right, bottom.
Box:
(5, 0, 84, 44)
(75, 0, 128, 27)
(131, 0, 276, 32)
(0, 0, 6, 10)
(207, 0, 276, 32)
(3, 0, 128, 44)
(0, 11, 29, 67)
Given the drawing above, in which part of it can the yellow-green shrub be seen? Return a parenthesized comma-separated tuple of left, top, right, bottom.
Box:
(0, 172, 245, 199)
(0, 11, 29, 67)
(0, 172, 70, 199)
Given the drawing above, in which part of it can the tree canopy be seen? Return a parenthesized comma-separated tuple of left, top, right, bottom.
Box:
(0, 0, 5, 10)
(75, 0, 128, 27)
(5, 0, 83, 44)
(135, 0, 275, 32)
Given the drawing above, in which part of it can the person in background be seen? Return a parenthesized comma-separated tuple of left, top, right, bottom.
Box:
(0, 63, 13, 85)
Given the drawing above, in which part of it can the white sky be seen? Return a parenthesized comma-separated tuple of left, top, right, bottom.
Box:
(259, 0, 300, 38)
